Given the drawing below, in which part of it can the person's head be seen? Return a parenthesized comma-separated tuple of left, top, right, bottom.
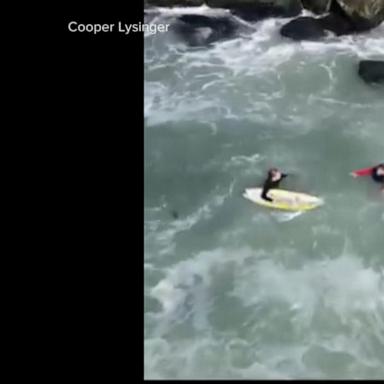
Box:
(377, 164, 384, 175)
(268, 168, 281, 179)
(268, 168, 278, 176)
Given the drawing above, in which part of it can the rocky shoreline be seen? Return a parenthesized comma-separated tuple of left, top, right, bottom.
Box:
(145, 0, 384, 30)
(145, 0, 384, 84)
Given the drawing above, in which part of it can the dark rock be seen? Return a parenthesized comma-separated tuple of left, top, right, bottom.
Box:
(358, 60, 384, 84)
(317, 12, 353, 35)
(280, 16, 326, 40)
(172, 14, 240, 46)
(301, 0, 332, 15)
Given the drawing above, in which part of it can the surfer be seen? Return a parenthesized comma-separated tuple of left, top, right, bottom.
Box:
(261, 168, 288, 202)
(351, 163, 384, 191)
(371, 164, 384, 182)
(372, 164, 384, 191)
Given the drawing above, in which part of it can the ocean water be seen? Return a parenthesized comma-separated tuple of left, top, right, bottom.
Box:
(144, 6, 384, 379)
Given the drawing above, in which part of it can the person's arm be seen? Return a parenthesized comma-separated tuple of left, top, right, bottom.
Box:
(351, 167, 374, 177)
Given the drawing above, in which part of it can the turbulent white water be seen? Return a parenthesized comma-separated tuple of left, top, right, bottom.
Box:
(144, 6, 384, 379)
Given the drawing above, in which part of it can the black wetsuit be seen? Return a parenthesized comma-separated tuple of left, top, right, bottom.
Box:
(261, 173, 288, 202)
(371, 166, 384, 183)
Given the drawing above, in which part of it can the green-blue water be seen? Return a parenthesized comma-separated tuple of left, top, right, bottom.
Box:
(144, 7, 384, 379)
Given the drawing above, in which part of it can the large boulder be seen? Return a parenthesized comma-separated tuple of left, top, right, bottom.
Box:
(280, 16, 326, 40)
(332, 0, 384, 31)
(172, 14, 242, 46)
(358, 60, 384, 84)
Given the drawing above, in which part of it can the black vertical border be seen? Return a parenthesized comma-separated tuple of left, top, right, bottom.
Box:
(59, 3, 143, 381)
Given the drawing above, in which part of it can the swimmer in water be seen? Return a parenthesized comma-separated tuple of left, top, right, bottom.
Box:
(371, 163, 384, 193)
(352, 163, 384, 194)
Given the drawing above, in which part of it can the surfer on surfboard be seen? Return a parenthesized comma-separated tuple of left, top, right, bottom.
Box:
(261, 168, 288, 202)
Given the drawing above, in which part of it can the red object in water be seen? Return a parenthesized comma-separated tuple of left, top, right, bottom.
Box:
(351, 167, 374, 177)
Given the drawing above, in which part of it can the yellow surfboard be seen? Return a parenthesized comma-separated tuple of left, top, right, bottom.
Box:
(243, 188, 323, 211)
